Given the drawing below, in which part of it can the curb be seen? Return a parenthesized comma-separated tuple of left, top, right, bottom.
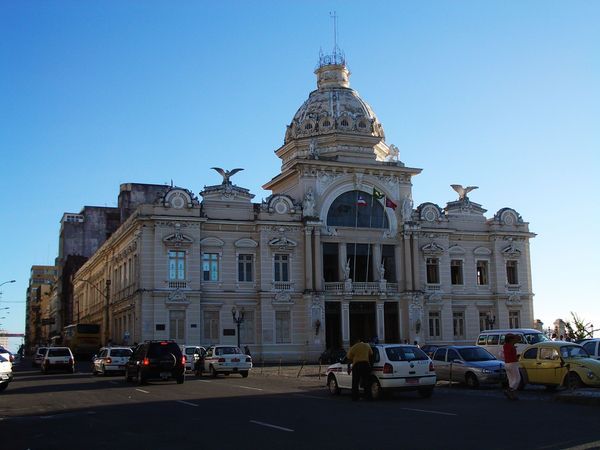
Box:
(554, 390, 600, 406)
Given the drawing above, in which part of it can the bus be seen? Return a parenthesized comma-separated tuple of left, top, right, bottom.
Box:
(63, 324, 101, 357)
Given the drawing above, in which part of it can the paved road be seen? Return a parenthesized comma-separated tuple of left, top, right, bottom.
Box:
(1, 360, 600, 450)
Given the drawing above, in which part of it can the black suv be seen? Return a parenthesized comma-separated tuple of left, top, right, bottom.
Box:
(125, 341, 185, 385)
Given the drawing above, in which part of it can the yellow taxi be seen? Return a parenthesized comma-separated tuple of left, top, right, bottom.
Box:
(519, 341, 600, 389)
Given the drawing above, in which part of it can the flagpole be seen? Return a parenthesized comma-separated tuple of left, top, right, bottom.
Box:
(365, 191, 375, 282)
(353, 191, 359, 282)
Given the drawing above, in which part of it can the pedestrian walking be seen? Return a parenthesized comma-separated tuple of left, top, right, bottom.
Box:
(346, 338, 373, 401)
(503, 333, 521, 400)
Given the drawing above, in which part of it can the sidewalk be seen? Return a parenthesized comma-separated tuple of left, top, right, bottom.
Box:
(555, 388, 600, 406)
(251, 363, 327, 384)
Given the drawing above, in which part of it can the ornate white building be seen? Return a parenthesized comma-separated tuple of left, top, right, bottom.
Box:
(73, 53, 535, 361)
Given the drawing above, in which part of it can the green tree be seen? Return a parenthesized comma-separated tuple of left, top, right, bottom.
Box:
(564, 312, 598, 341)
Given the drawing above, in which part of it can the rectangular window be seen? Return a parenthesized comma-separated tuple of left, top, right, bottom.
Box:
(239, 310, 255, 344)
(169, 310, 185, 341)
(428, 312, 441, 338)
(426, 258, 440, 284)
(506, 260, 518, 285)
(450, 259, 463, 285)
(238, 254, 253, 282)
(203, 311, 219, 342)
(382, 245, 397, 283)
(476, 260, 488, 285)
(274, 254, 289, 282)
(453, 311, 465, 339)
(509, 311, 520, 329)
(168, 250, 186, 280)
(202, 253, 219, 281)
(275, 310, 291, 344)
(322, 243, 339, 282)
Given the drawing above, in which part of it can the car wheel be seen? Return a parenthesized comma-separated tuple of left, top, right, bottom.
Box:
(566, 372, 583, 390)
(240, 371, 249, 378)
(176, 375, 185, 384)
(370, 378, 383, 400)
(327, 375, 340, 395)
(418, 387, 434, 398)
(137, 369, 147, 386)
(465, 373, 479, 389)
(210, 365, 218, 378)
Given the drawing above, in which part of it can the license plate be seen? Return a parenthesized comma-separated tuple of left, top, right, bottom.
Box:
(406, 378, 419, 384)
(160, 372, 171, 378)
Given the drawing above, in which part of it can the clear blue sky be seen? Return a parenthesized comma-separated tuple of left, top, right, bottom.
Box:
(1, 1, 598, 351)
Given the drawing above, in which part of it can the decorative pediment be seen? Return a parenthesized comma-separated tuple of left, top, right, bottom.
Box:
(417, 202, 444, 222)
(200, 237, 225, 247)
(272, 291, 294, 304)
(474, 246, 492, 256)
(263, 194, 297, 215)
(502, 243, 521, 258)
(448, 245, 465, 255)
(425, 293, 443, 305)
(166, 289, 190, 306)
(163, 232, 194, 247)
(162, 188, 198, 209)
(421, 242, 444, 256)
(234, 238, 258, 248)
(268, 236, 297, 250)
(506, 294, 522, 306)
(493, 208, 523, 226)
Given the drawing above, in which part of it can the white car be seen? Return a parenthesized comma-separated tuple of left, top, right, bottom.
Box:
(202, 345, 252, 378)
(92, 346, 133, 375)
(181, 346, 206, 373)
(0, 345, 14, 366)
(581, 339, 600, 360)
(41, 347, 75, 374)
(33, 347, 47, 367)
(326, 344, 437, 400)
(0, 354, 13, 392)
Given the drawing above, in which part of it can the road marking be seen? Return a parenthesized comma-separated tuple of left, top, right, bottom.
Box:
(233, 385, 263, 391)
(401, 408, 457, 416)
(135, 388, 150, 394)
(293, 394, 326, 400)
(196, 379, 212, 383)
(176, 400, 199, 407)
(249, 420, 294, 432)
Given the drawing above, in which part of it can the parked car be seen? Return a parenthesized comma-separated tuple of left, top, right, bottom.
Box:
(180, 345, 206, 373)
(0, 354, 13, 392)
(319, 348, 346, 364)
(32, 347, 47, 367)
(202, 345, 252, 378)
(432, 346, 505, 388)
(326, 344, 437, 400)
(519, 341, 600, 389)
(0, 345, 14, 366)
(581, 339, 600, 360)
(92, 346, 133, 375)
(476, 329, 548, 359)
(41, 347, 75, 374)
(125, 341, 185, 385)
(420, 344, 445, 358)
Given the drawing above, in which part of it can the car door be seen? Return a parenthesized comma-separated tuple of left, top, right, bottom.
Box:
(96, 349, 107, 372)
(432, 349, 448, 380)
(537, 347, 565, 385)
(520, 347, 540, 383)
(583, 341, 599, 360)
(446, 349, 464, 382)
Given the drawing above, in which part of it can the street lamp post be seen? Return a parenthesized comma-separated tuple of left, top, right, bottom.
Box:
(0, 280, 16, 289)
(231, 307, 245, 349)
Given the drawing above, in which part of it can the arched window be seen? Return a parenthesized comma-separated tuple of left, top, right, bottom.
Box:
(327, 191, 389, 229)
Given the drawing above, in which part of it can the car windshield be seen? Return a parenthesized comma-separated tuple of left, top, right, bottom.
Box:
(148, 343, 182, 358)
(215, 347, 242, 356)
(48, 349, 71, 357)
(524, 333, 549, 344)
(111, 349, 132, 357)
(385, 346, 429, 362)
(560, 345, 589, 359)
(185, 348, 197, 355)
(457, 347, 496, 361)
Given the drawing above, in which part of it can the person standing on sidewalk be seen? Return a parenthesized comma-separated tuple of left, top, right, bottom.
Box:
(503, 334, 521, 400)
(346, 338, 373, 401)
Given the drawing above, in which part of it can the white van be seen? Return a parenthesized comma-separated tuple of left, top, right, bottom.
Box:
(476, 329, 548, 359)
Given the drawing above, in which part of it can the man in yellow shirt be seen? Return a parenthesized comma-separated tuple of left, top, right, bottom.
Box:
(346, 339, 373, 401)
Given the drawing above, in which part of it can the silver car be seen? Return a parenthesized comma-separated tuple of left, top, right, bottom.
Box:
(432, 346, 505, 388)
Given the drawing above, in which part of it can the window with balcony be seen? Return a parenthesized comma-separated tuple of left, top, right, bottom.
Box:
(168, 250, 186, 280)
(426, 258, 440, 284)
(238, 254, 253, 282)
(203, 253, 219, 281)
(274, 254, 289, 282)
(453, 311, 465, 339)
(509, 311, 520, 328)
(428, 312, 441, 338)
(476, 260, 489, 285)
(275, 310, 291, 344)
(450, 259, 463, 285)
(327, 191, 389, 229)
(382, 245, 397, 282)
(346, 243, 373, 282)
(506, 260, 518, 285)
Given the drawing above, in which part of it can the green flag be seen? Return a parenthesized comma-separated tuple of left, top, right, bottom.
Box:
(373, 187, 385, 200)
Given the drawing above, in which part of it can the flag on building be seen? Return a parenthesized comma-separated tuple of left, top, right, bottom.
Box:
(373, 187, 385, 200)
(356, 195, 368, 206)
(385, 198, 397, 210)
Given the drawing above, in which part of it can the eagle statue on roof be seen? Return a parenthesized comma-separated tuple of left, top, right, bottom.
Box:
(451, 184, 478, 201)
(211, 167, 244, 186)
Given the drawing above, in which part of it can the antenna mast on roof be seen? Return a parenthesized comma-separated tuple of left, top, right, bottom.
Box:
(319, 11, 345, 67)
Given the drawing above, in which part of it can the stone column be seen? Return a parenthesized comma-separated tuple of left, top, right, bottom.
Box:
(395, 243, 403, 289)
(338, 242, 347, 281)
(373, 244, 382, 280)
(341, 299, 350, 347)
(304, 227, 313, 291)
(412, 236, 421, 289)
(313, 227, 323, 291)
(404, 233, 413, 290)
(376, 301, 385, 342)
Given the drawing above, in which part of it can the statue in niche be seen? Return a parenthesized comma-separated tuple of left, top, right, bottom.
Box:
(308, 138, 319, 159)
(303, 189, 316, 217)
(401, 197, 414, 222)
(386, 144, 399, 162)
(343, 259, 351, 281)
(378, 262, 385, 280)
